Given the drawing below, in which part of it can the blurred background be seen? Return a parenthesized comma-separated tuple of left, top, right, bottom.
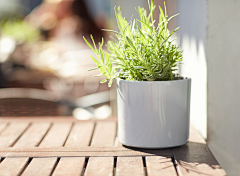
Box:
(0, 0, 240, 175)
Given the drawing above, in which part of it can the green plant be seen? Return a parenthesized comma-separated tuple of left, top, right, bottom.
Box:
(84, 0, 183, 87)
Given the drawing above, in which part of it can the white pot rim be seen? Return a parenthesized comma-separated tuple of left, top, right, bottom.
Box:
(117, 78, 191, 83)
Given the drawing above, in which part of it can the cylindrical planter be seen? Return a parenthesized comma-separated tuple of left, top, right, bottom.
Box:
(117, 78, 191, 148)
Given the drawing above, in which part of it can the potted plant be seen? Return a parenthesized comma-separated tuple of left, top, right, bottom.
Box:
(83, 0, 191, 148)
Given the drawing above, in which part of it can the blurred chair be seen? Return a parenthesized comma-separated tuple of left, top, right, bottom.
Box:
(0, 88, 68, 117)
(0, 88, 112, 118)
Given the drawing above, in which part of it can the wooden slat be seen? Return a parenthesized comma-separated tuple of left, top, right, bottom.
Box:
(85, 157, 113, 176)
(0, 146, 172, 157)
(172, 125, 226, 176)
(0, 157, 29, 176)
(27, 122, 71, 176)
(27, 122, 72, 176)
(14, 122, 51, 147)
(64, 122, 94, 147)
(0, 117, 117, 122)
(146, 156, 177, 176)
(116, 157, 145, 176)
(86, 121, 115, 176)
(21, 158, 57, 176)
(39, 122, 72, 147)
(52, 157, 85, 176)
(0, 122, 29, 147)
(175, 160, 227, 176)
(0, 122, 8, 133)
(91, 121, 116, 146)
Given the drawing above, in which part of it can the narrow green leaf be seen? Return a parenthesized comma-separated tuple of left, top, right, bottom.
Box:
(137, 23, 146, 39)
(108, 78, 113, 87)
(102, 29, 122, 36)
(167, 13, 179, 22)
(94, 73, 103, 77)
(126, 36, 136, 50)
(90, 35, 98, 52)
(100, 79, 108, 83)
(133, 66, 144, 69)
(105, 52, 110, 65)
(83, 36, 97, 55)
(136, 19, 153, 32)
(88, 67, 99, 71)
(109, 62, 112, 72)
(90, 56, 101, 66)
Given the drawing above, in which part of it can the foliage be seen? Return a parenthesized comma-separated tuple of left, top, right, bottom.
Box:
(1, 20, 40, 43)
(84, 0, 183, 87)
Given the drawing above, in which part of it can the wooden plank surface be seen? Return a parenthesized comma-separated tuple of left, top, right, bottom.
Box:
(90, 121, 116, 146)
(52, 157, 85, 176)
(172, 125, 227, 176)
(0, 122, 8, 133)
(175, 160, 226, 176)
(39, 122, 72, 147)
(116, 157, 145, 176)
(64, 122, 94, 147)
(85, 157, 113, 176)
(0, 147, 172, 157)
(0, 117, 117, 122)
(86, 121, 116, 175)
(146, 156, 177, 176)
(0, 118, 226, 176)
(14, 122, 51, 147)
(29, 122, 72, 176)
(0, 122, 29, 147)
(21, 158, 57, 176)
(0, 157, 29, 176)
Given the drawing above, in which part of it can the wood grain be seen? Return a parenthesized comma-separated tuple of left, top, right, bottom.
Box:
(64, 122, 94, 147)
(0, 117, 117, 122)
(14, 122, 51, 147)
(91, 121, 116, 146)
(24, 122, 72, 176)
(21, 158, 57, 176)
(39, 122, 72, 147)
(85, 157, 113, 176)
(176, 160, 227, 176)
(0, 146, 172, 157)
(172, 125, 226, 176)
(116, 157, 145, 176)
(0, 122, 29, 147)
(52, 157, 85, 176)
(0, 122, 8, 134)
(0, 157, 29, 176)
(0, 118, 226, 176)
(146, 156, 177, 176)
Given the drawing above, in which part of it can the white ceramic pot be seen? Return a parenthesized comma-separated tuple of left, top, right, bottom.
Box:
(117, 78, 191, 148)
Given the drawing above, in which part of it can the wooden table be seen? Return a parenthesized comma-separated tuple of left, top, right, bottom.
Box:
(0, 117, 226, 176)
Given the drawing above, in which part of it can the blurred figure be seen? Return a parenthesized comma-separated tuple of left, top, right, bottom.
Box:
(71, 0, 104, 44)
(26, 0, 105, 51)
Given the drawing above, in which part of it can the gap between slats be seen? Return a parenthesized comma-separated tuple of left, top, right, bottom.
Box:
(0, 122, 31, 147)
(88, 122, 96, 146)
(80, 157, 89, 176)
(1, 120, 116, 148)
(17, 157, 33, 176)
(62, 123, 74, 147)
(35, 123, 53, 147)
(1, 120, 177, 176)
(0, 122, 9, 134)
(10, 123, 32, 147)
(171, 149, 180, 176)
(0, 156, 177, 176)
(49, 157, 60, 176)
